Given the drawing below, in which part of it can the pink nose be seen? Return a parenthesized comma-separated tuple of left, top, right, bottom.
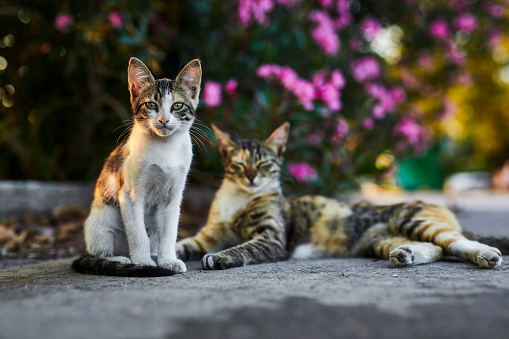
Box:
(158, 117, 169, 126)
(245, 169, 257, 183)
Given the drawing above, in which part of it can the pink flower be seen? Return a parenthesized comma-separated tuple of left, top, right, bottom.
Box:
(331, 70, 345, 89)
(372, 104, 386, 119)
(293, 80, 316, 111)
(428, 19, 449, 40)
(453, 13, 477, 34)
(362, 118, 374, 130)
(351, 57, 380, 83)
(333, 118, 349, 142)
(55, 13, 74, 33)
(394, 116, 422, 145)
(361, 18, 382, 41)
(256, 64, 281, 78)
(335, 0, 353, 30)
(203, 81, 222, 107)
(318, 0, 333, 8)
(224, 79, 238, 96)
(108, 12, 123, 28)
(310, 11, 340, 56)
(288, 162, 318, 183)
(237, 0, 274, 26)
(275, 0, 302, 6)
(486, 2, 504, 18)
(391, 87, 406, 105)
(279, 66, 299, 90)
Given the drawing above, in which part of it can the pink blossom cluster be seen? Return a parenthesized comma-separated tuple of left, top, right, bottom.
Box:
(365, 84, 406, 119)
(312, 69, 345, 112)
(333, 118, 349, 143)
(394, 116, 424, 146)
(360, 18, 382, 41)
(108, 12, 123, 28)
(351, 57, 381, 83)
(237, 0, 301, 26)
(257, 64, 345, 112)
(55, 13, 74, 33)
(308, 0, 352, 56)
(453, 13, 477, 34)
(288, 162, 318, 183)
(309, 11, 340, 56)
(202, 78, 238, 107)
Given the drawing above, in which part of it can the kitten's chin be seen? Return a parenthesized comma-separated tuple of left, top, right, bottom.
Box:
(153, 127, 174, 137)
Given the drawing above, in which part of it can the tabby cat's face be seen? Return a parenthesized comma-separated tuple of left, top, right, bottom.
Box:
(213, 123, 290, 194)
(128, 58, 201, 138)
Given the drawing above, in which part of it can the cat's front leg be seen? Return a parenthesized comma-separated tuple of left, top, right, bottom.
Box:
(119, 189, 156, 266)
(155, 198, 186, 273)
(201, 229, 288, 270)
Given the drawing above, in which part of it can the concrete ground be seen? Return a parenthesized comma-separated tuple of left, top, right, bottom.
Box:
(0, 190, 508, 339)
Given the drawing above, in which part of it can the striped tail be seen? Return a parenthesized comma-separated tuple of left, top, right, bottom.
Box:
(462, 231, 509, 254)
(72, 254, 177, 277)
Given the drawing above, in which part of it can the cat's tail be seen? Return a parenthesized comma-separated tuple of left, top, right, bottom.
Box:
(72, 254, 178, 277)
(462, 231, 509, 254)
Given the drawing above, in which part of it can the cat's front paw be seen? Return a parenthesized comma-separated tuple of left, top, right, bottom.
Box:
(131, 256, 157, 267)
(476, 247, 502, 268)
(159, 259, 187, 273)
(389, 246, 416, 267)
(202, 253, 234, 270)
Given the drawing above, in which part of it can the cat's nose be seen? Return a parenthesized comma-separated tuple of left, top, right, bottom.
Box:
(245, 169, 257, 183)
(158, 117, 169, 126)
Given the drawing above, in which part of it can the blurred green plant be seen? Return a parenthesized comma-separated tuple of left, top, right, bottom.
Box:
(1, 0, 509, 195)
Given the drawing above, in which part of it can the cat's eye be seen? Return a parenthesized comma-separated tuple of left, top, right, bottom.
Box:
(257, 162, 273, 171)
(172, 103, 184, 110)
(230, 162, 245, 171)
(145, 102, 157, 110)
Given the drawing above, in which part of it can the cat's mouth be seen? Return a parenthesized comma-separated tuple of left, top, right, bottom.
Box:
(155, 126, 174, 136)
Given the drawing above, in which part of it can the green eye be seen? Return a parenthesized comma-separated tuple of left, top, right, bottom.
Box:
(145, 102, 157, 110)
(172, 103, 184, 110)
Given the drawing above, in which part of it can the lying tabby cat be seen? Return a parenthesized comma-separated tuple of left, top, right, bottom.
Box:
(176, 123, 507, 270)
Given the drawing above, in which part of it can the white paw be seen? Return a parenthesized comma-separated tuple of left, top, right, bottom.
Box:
(476, 247, 502, 269)
(108, 256, 131, 264)
(131, 257, 157, 267)
(159, 259, 187, 273)
(389, 246, 416, 267)
(175, 243, 185, 260)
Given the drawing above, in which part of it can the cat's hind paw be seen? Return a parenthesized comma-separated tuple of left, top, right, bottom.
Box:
(389, 246, 416, 267)
(159, 259, 187, 273)
(476, 247, 502, 269)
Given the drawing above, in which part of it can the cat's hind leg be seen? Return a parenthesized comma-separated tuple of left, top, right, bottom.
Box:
(84, 200, 130, 263)
(394, 201, 502, 268)
(353, 223, 443, 266)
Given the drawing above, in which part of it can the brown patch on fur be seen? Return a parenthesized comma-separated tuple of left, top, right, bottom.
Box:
(430, 227, 457, 242)
(416, 222, 434, 239)
(192, 238, 206, 253)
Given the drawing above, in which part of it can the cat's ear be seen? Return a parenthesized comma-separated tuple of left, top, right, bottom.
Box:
(128, 57, 155, 100)
(175, 59, 202, 109)
(212, 124, 237, 159)
(265, 122, 290, 156)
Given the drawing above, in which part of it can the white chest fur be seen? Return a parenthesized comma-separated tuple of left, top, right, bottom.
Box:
(210, 180, 258, 222)
(124, 123, 192, 200)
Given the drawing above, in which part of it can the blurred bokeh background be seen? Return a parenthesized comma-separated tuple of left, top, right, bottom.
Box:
(1, 0, 509, 257)
(2, 0, 509, 191)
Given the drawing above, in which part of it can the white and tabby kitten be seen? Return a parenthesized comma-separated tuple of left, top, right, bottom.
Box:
(73, 57, 201, 277)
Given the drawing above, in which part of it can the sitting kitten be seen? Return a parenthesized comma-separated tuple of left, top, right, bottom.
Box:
(176, 123, 508, 270)
(73, 57, 201, 277)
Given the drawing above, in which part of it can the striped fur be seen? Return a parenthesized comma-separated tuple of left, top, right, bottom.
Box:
(73, 58, 202, 277)
(176, 123, 507, 270)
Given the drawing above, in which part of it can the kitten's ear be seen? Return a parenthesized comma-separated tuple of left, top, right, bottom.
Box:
(128, 57, 155, 100)
(265, 122, 290, 156)
(175, 59, 202, 109)
(212, 124, 237, 159)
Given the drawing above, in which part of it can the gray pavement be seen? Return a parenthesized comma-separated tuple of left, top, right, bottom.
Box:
(0, 191, 508, 339)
